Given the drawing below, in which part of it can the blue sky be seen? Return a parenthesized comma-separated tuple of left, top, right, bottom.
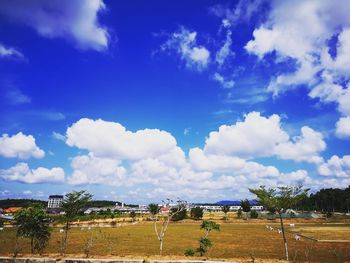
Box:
(0, 0, 350, 203)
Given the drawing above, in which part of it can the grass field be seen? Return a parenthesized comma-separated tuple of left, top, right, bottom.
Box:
(0, 221, 349, 262)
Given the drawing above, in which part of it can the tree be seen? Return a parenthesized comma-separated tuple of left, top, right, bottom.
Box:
(170, 205, 187, 221)
(250, 210, 258, 219)
(130, 211, 136, 222)
(14, 204, 51, 254)
(60, 190, 92, 255)
(200, 220, 220, 238)
(237, 208, 243, 218)
(221, 205, 230, 220)
(240, 199, 251, 219)
(190, 206, 204, 220)
(149, 199, 187, 255)
(197, 220, 220, 256)
(148, 203, 160, 217)
(197, 237, 212, 256)
(249, 185, 309, 261)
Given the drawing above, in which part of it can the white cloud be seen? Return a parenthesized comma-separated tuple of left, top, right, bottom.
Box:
(0, 163, 65, 184)
(202, 112, 326, 163)
(335, 117, 350, 138)
(160, 26, 210, 71)
(275, 126, 326, 164)
(68, 153, 127, 185)
(210, 0, 264, 25)
(66, 118, 179, 161)
(52, 131, 66, 141)
(0, 132, 45, 159)
(0, 190, 10, 196)
(0, 43, 24, 59)
(245, 0, 350, 134)
(60, 115, 329, 200)
(5, 87, 31, 105)
(0, 0, 109, 51)
(23, 190, 32, 195)
(213, 73, 234, 89)
(203, 112, 289, 158)
(189, 147, 279, 178)
(215, 20, 234, 67)
(318, 155, 350, 178)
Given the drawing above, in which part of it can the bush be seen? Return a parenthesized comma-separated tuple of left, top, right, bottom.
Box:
(184, 248, 195, 256)
(250, 210, 258, 219)
(197, 237, 212, 256)
(170, 208, 187, 221)
(190, 206, 204, 220)
(237, 209, 243, 218)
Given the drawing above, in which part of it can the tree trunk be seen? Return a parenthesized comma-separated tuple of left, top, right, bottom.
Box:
(61, 220, 69, 255)
(279, 213, 288, 261)
(30, 237, 34, 254)
(159, 238, 163, 255)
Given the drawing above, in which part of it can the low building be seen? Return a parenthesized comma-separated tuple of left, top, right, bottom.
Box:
(2, 207, 22, 215)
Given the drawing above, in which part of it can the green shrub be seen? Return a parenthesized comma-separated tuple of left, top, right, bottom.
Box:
(250, 210, 258, 219)
(184, 248, 195, 256)
(190, 206, 204, 220)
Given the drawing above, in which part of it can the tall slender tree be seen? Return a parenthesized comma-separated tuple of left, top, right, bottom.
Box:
(60, 190, 92, 255)
(221, 205, 230, 220)
(148, 199, 186, 255)
(249, 185, 309, 261)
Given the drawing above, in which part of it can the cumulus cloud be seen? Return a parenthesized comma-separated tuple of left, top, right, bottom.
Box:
(245, 0, 350, 136)
(61, 115, 330, 200)
(0, 132, 45, 159)
(335, 117, 350, 138)
(0, 0, 109, 51)
(160, 26, 210, 71)
(0, 163, 65, 183)
(68, 154, 127, 185)
(202, 112, 326, 163)
(0, 43, 24, 59)
(203, 112, 289, 158)
(318, 155, 350, 178)
(66, 118, 179, 161)
(275, 126, 326, 164)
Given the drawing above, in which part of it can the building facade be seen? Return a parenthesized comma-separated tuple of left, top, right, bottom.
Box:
(47, 195, 64, 210)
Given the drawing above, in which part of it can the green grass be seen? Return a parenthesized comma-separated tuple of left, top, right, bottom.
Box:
(0, 221, 349, 262)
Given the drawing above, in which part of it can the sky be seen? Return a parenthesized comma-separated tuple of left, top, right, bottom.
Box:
(0, 0, 350, 204)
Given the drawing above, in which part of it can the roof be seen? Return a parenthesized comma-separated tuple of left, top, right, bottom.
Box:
(160, 207, 169, 212)
(49, 195, 64, 199)
(215, 200, 260, 206)
(3, 207, 22, 213)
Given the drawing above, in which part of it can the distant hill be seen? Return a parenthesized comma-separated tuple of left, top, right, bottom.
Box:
(0, 199, 47, 209)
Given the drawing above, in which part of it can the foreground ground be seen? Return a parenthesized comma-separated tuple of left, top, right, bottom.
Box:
(0, 221, 349, 262)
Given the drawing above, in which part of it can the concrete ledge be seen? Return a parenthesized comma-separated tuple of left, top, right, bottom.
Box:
(0, 258, 143, 263)
(64, 259, 143, 263)
(150, 260, 237, 263)
(0, 258, 56, 263)
(0, 258, 236, 263)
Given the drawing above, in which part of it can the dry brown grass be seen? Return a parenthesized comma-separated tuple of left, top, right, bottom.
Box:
(1, 221, 349, 262)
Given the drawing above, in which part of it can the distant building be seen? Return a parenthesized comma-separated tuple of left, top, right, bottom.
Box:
(47, 195, 64, 212)
(2, 207, 22, 214)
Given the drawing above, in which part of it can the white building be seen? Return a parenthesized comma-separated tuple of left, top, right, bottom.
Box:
(47, 195, 63, 209)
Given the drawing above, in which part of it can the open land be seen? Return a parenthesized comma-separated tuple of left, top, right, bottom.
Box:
(1, 216, 350, 262)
